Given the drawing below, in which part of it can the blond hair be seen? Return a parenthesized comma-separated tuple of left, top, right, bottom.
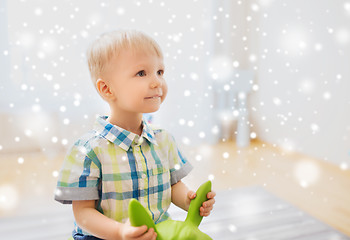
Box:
(87, 29, 163, 84)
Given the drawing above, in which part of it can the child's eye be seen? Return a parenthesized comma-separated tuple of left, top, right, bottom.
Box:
(136, 70, 146, 77)
(157, 70, 164, 76)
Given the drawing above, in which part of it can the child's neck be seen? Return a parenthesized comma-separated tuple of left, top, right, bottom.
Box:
(107, 111, 143, 136)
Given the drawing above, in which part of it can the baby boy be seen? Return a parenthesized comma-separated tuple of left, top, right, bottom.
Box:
(55, 30, 215, 240)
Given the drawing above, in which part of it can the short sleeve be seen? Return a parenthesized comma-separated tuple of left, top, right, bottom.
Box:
(54, 143, 101, 204)
(167, 133, 193, 185)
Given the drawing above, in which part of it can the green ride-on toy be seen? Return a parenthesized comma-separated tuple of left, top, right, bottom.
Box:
(129, 180, 213, 240)
(68, 181, 213, 240)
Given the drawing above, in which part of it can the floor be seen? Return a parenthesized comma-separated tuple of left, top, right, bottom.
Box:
(0, 140, 349, 239)
(182, 140, 350, 237)
(169, 186, 350, 240)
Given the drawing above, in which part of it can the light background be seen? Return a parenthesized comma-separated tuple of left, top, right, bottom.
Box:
(0, 0, 350, 216)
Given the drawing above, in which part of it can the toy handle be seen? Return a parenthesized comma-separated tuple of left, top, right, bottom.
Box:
(185, 180, 212, 227)
(128, 199, 157, 230)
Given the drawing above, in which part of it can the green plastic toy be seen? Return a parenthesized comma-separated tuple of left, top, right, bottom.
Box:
(128, 181, 213, 240)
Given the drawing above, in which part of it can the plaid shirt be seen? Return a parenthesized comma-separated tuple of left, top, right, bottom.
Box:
(55, 116, 192, 236)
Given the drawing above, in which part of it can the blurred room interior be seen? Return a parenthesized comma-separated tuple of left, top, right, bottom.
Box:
(0, 0, 349, 239)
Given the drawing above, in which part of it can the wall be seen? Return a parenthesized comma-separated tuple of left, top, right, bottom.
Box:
(1, 0, 349, 168)
(248, 0, 350, 167)
(0, 0, 215, 153)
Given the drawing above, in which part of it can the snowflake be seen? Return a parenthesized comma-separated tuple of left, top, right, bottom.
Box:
(273, 97, 282, 106)
(340, 162, 348, 170)
(335, 28, 350, 45)
(60, 106, 66, 112)
(63, 118, 70, 125)
(52, 171, 59, 177)
(314, 43, 323, 51)
(184, 90, 191, 97)
(52, 136, 58, 143)
(345, 2, 350, 12)
(61, 139, 68, 145)
(0, 184, 19, 211)
(18, 157, 24, 164)
(323, 92, 331, 100)
(228, 224, 237, 232)
(250, 132, 257, 139)
(310, 123, 319, 134)
(34, 8, 43, 16)
(182, 137, 190, 145)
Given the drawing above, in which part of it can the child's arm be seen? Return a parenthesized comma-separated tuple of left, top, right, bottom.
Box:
(171, 180, 194, 211)
(171, 180, 216, 216)
(72, 200, 157, 240)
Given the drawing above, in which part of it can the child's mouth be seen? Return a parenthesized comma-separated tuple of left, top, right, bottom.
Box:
(145, 95, 162, 99)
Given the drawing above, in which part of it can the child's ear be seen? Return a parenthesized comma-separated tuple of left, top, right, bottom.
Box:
(96, 78, 114, 101)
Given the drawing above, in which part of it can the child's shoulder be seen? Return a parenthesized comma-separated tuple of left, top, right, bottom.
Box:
(67, 129, 106, 156)
(73, 129, 101, 146)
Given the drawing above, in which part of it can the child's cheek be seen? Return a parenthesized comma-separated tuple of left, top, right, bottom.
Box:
(161, 85, 168, 103)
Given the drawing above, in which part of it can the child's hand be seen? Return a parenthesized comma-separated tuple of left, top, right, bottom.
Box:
(187, 191, 216, 217)
(119, 221, 157, 240)
(200, 191, 216, 217)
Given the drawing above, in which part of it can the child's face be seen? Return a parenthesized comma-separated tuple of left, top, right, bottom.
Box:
(105, 47, 168, 114)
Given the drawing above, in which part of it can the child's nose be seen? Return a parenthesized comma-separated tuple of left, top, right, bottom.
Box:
(150, 76, 162, 88)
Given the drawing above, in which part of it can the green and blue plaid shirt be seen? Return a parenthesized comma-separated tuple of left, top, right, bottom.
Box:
(55, 116, 192, 236)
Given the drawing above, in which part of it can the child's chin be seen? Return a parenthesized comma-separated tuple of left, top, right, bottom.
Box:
(143, 107, 160, 113)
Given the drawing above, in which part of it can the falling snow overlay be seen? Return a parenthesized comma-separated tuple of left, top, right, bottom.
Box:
(0, 0, 350, 239)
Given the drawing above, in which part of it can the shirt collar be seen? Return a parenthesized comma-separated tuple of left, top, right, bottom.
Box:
(94, 116, 157, 151)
